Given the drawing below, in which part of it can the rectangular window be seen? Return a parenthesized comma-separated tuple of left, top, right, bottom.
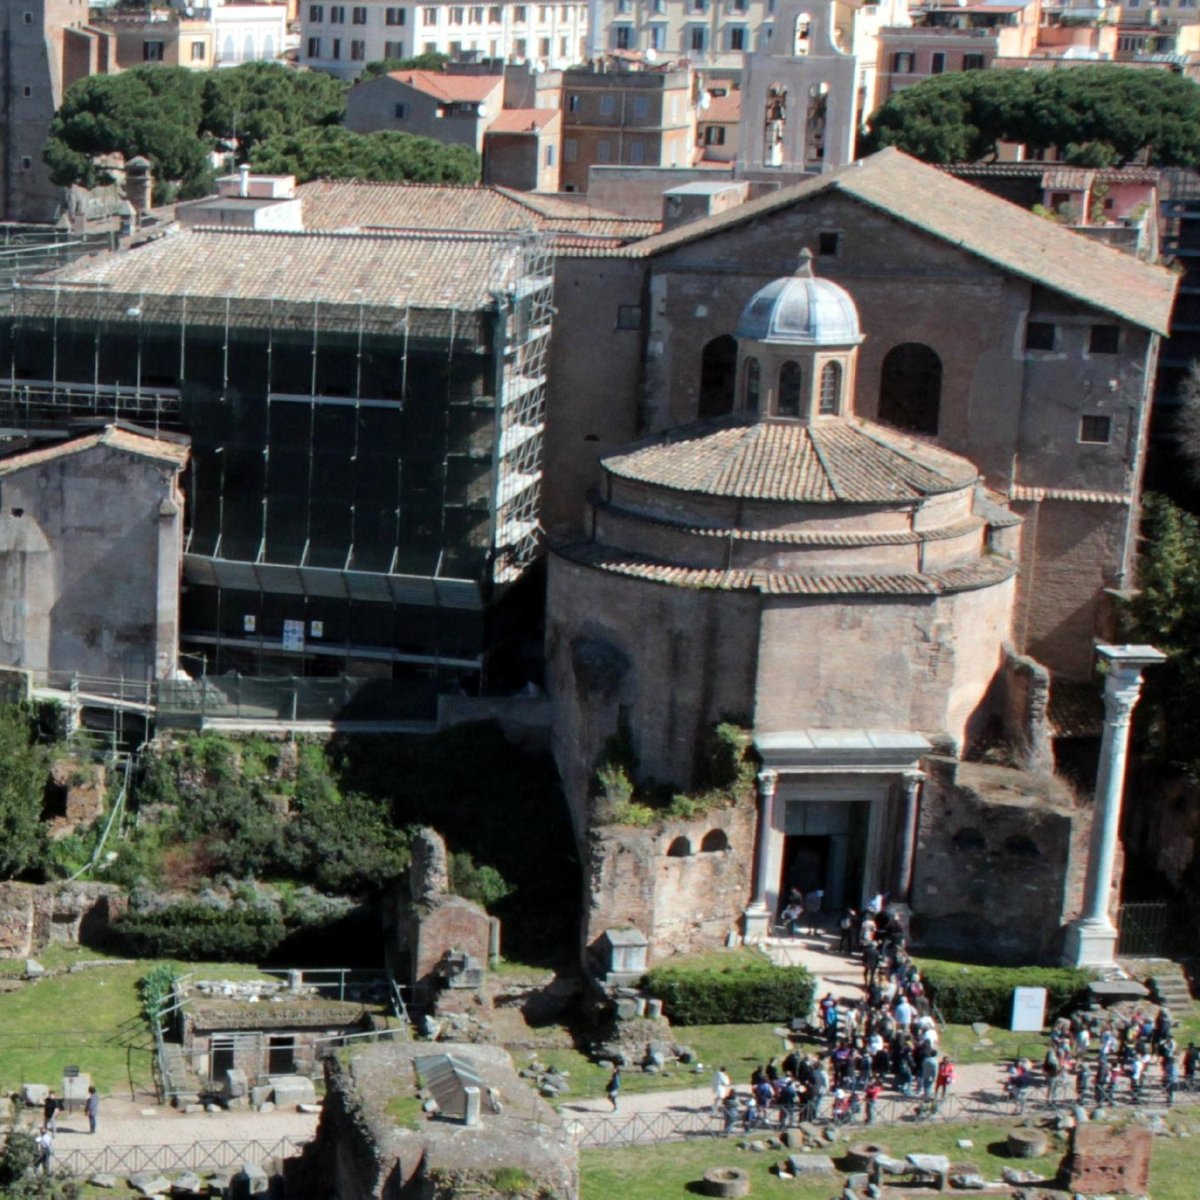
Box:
(597, 139, 611, 163)
(567, 93, 580, 112)
(21, 86, 31, 98)
(514, 5, 527, 19)
(23, 11, 33, 23)
(1089, 325, 1120, 354)
(561, 4, 569, 17)
(471, 6, 484, 22)
(352, 5, 367, 22)
(892, 51, 913, 73)
(564, 137, 578, 162)
(310, 3, 325, 19)
(630, 140, 644, 164)
(490, 4, 502, 18)
(729, 26, 746, 50)
(931, 50, 945, 74)
(386, 6, 406, 22)
(539, 35, 550, 54)
(704, 125, 725, 145)
(351, 38, 366, 58)
(653, 0, 666, 10)
(424, 6, 437, 22)
(689, 0, 706, 11)
(617, 0, 631, 10)
(143, 40, 165, 61)
(394, 102, 408, 118)
(450, 7, 465, 23)
(332, 36, 342, 56)
(649, 24, 666, 49)
(1025, 321, 1056, 352)
(514, 36, 526, 55)
(632, 95, 648, 118)
(613, 24, 632, 48)
(307, 35, 322, 55)
(818, 230, 841, 256)
(539, 4, 550, 19)
(330, 4, 346, 20)
(1080, 415, 1112, 444)
(599, 94, 615, 116)
(191, 40, 207, 61)
(545, 143, 556, 166)
(690, 25, 707, 50)
(384, 39, 405, 56)
(20, 156, 32, 171)
(617, 304, 642, 329)
(962, 52, 985, 70)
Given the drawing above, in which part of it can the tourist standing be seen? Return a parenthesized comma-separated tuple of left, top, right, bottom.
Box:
(85, 1086, 99, 1134)
(605, 1067, 621, 1111)
(42, 1091, 59, 1134)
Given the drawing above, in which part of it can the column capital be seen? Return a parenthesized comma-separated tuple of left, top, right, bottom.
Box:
(757, 768, 779, 798)
(1102, 673, 1145, 729)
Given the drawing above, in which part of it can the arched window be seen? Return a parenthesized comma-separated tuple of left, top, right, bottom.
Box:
(793, 13, 811, 55)
(698, 335, 738, 419)
(818, 361, 841, 415)
(879, 343, 942, 435)
(743, 357, 761, 413)
(666, 836, 692, 857)
(778, 361, 803, 417)
(764, 84, 787, 168)
(700, 829, 729, 852)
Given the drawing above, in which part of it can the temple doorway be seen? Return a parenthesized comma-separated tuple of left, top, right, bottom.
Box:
(781, 799, 870, 911)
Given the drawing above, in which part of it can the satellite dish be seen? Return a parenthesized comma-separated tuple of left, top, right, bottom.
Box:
(645, 46, 658, 62)
(477, 103, 488, 117)
(700, 91, 712, 110)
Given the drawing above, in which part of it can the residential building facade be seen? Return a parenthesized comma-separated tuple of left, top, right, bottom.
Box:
(301, 0, 588, 79)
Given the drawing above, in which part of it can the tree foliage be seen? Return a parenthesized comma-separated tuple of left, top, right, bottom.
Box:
(0, 708, 50, 881)
(44, 63, 346, 197)
(248, 126, 480, 183)
(359, 52, 451, 79)
(1131, 493, 1200, 776)
(863, 66, 1200, 166)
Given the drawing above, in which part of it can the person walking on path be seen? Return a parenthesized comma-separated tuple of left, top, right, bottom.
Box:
(710, 1067, 731, 1116)
(605, 1067, 621, 1112)
(85, 1087, 99, 1134)
(34, 1127, 53, 1175)
(934, 1057, 955, 1105)
(42, 1091, 59, 1134)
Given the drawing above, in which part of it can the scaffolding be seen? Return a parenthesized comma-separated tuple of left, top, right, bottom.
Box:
(0, 229, 555, 709)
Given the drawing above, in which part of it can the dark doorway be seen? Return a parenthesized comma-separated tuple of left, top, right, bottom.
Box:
(698, 335, 738, 419)
(268, 1035, 297, 1075)
(210, 1038, 235, 1083)
(782, 835, 830, 913)
(879, 343, 942, 435)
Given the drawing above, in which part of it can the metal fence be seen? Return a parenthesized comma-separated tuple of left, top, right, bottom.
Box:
(566, 1082, 1200, 1149)
(56, 1136, 308, 1177)
(1117, 901, 1200, 957)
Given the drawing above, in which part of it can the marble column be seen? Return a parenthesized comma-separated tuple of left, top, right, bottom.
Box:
(893, 770, 923, 903)
(1064, 643, 1164, 968)
(743, 768, 779, 943)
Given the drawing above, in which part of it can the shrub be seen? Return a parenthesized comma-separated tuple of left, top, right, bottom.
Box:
(139, 963, 180, 1026)
(918, 961, 1093, 1026)
(645, 955, 815, 1026)
(109, 903, 285, 961)
(448, 850, 512, 910)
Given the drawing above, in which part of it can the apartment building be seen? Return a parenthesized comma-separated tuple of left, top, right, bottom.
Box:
(302, 0, 588, 79)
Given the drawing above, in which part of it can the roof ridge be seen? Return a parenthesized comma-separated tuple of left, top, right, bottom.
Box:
(807, 423, 846, 502)
(851, 420, 966, 492)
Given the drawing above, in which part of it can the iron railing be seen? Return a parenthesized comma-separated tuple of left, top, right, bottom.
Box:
(55, 1136, 307, 1178)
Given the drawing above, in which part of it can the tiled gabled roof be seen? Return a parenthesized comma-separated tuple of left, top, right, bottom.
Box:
(602, 415, 978, 503)
(620, 148, 1177, 334)
(0, 425, 189, 474)
(487, 108, 559, 134)
(386, 70, 502, 103)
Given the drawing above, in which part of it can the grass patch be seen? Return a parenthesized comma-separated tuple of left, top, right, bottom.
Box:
(0, 952, 274, 1098)
(385, 1094, 426, 1130)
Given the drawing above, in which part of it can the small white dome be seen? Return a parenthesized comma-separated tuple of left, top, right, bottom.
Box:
(736, 254, 862, 346)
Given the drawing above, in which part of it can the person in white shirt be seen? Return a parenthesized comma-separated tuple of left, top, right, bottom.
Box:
(711, 1066, 731, 1115)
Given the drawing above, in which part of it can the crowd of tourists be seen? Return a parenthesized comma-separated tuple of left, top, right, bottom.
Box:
(712, 899, 953, 1131)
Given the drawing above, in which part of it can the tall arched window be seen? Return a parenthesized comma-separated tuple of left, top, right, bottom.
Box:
(819, 361, 841, 415)
(879, 343, 942, 435)
(743, 357, 761, 413)
(778, 361, 803, 417)
(699, 335, 738, 419)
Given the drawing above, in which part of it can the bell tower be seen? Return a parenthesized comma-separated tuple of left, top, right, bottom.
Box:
(737, 0, 860, 176)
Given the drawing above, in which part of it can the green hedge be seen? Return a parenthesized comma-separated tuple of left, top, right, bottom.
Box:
(110, 904, 285, 962)
(644, 956, 815, 1026)
(919, 962, 1093, 1027)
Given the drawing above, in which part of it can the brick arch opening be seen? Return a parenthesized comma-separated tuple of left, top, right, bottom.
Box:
(879, 342, 942, 435)
(700, 829, 729, 852)
(666, 836, 692, 857)
(699, 335, 738, 419)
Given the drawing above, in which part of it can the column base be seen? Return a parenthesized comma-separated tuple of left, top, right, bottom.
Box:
(743, 903, 772, 944)
(1063, 917, 1119, 969)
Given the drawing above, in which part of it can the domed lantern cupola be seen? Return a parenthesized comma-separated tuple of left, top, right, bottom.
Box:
(734, 248, 863, 423)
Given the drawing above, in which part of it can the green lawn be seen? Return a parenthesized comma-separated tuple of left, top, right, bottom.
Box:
(0, 948, 273, 1098)
(581, 1117, 1200, 1200)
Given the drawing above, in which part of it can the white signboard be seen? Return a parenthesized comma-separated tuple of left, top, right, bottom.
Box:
(282, 619, 305, 652)
(1011, 986, 1048, 1032)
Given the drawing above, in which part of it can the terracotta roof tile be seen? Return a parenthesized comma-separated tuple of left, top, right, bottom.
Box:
(602, 415, 978, 503)
(702, 91, 741, 123)
(33, 227, 528, 313)
(621, 148, 1177, 334)
(558, 543, 1017, 595)
(387, 70, 502, 103)
(0, 425, 189, 474)
(487, 107, 559, 134)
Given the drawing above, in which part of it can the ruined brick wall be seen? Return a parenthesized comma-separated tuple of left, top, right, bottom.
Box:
(1064, 1123, 1151, 1194)
(585, 803, 756, 963)
(411, 897, 492, 991)
(0, 882, 126, 959)
(996, 649, 1053, 771)
(910, 759, 1091, 963)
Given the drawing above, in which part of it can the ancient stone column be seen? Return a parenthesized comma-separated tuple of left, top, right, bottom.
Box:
(743, 769, 779, 942)
(894, 770, 923, 902)
(1064, 643, 1164, 968)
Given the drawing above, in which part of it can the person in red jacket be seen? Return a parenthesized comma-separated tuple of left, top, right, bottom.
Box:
(934, 1056, 955, 1104)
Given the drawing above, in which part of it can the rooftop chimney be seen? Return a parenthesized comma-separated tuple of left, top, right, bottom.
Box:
(239, 164, 250, 198)
(125, 156, 154, 218)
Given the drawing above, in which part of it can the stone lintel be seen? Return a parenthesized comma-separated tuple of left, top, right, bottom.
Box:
(754, 728, 931, 774)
